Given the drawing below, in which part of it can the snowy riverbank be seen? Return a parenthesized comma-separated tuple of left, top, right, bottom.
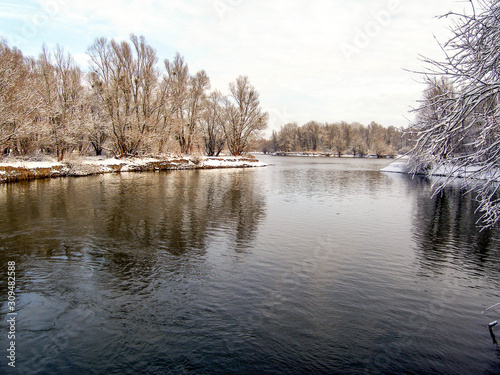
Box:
(0, 155, 267, 183)
(381, 157, 500, 182)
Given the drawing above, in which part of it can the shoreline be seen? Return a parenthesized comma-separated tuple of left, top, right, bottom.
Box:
(381, 158, 500, 182)
(0, 155, 267, 184)
(266, 151, 396, 158)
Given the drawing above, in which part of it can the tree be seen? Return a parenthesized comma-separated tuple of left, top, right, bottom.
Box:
(2, 36, 276, 159)
(410, 77, 456, 169)
(303, 121, 322, 151)
(185, 70, 210, 153)
(82, 83, 109, 156)
(163, 53, 210, 154)
(367, 121, 388, 158)
(225, 76, 268, 155)
(324, 123, 347, 157)
(34, 45, 83, 160)
(410, 0, 500, 227)
(386, 126, 402, 155)
(0, 40, 35, 155)
(277, 122, 299, 152)
(269, 130, 279, 153)
(87, 34, 161, 157)
(201, 91, 226, 156)
(163, 53, 189, 154)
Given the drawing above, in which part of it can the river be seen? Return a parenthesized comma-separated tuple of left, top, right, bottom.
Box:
(1, 155, 499, 374)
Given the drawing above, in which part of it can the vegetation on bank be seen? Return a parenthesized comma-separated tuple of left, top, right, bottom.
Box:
(260, 121, 408, 157)
(0, 155, 266, 183)
(406, 0, 500, 228)
(0, 36, 267, 160)
(1, 1, 498, 227)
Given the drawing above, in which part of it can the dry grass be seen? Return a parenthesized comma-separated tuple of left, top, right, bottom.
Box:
(0, 165, 66, 183)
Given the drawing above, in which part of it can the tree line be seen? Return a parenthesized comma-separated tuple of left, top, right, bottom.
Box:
(263, 121, 409, 157)
(0, 35, 267, 160)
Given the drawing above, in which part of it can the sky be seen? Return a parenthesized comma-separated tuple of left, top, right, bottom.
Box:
(0, 0, 470, 134)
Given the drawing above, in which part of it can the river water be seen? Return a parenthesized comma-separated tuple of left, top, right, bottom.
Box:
(1, 155, 499, 374)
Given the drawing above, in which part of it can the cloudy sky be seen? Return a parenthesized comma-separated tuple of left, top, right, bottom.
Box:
(0, 0, 469, 133)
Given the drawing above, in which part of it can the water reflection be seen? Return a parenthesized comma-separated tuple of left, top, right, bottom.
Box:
(0, 169, 266, 254)
(0, 169, 267, 300)
(2, 157, 500, 374)
(411, 181, 500, 277)
(274, 163, 402, 203)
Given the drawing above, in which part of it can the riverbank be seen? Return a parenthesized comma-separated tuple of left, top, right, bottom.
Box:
(269, 151, 395, 158)
(0, 155, 267, 183)
(381, 158, 500, 182)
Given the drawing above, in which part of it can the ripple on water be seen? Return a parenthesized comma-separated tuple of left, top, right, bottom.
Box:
(2, 156, 500, 374)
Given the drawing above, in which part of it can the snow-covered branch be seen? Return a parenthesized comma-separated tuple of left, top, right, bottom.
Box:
(410, 0, 500, 228)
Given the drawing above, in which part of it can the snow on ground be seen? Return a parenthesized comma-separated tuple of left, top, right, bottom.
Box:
(0, 160, 64, 169)
(201, 157, 268, 168)
(380, 160, 410, 174)
(381, 157, 500, 182)
(0, 155, 267, 183)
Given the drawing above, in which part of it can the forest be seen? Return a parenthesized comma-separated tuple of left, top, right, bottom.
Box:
(263, 121, 408, 157)
(1, 33, 411, 162)
(0, 35, 267, 159)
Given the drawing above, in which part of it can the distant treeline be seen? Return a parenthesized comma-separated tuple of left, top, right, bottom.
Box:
(0, 35, 267, 159)
(262, 121, 410, 157)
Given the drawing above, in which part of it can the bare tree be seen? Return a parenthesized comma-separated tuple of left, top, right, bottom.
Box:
(323, 123, 347, 157)
(410, 0, 500, 227)
(201, 90, 226, 156)
(163, 54, 210, 154)
(185, 70, 210, 154)
(367, 121, 388, 158)
(303, 121, 322, 151)
(87, 34, 161, 157)
(81, 83, 109, 156)
(225, 76, 268, 155)
(386, 126, 403, 155)
(277, 122, 299, 152)
(33, 45, 83, 160)
(0, 40, 35, 155)
(410, 77, 456, 170)
(163, 53, 189, 154)
(273, 120, 401, 157)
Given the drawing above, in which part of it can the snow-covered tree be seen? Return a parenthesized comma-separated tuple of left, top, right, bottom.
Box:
(87, 35, 162, 157)
(0, 40, 37, 155)
(224, 76, 268, 156)
(410, 0, 500, 227)
(35, 45, 83, 160)
(201, 91, 226, 156)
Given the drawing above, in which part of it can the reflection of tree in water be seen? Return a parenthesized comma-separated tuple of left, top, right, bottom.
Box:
(276, 167, 395, 199)
(412, 185, 500, 275)
(0, 169, 266, 274)
(219, 172, 266, 251)
(0, 169, 267, 304)
(52, 170, 265, 261)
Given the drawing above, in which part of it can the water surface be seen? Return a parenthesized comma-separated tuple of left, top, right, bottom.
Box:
(1, 155, 499, 374)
